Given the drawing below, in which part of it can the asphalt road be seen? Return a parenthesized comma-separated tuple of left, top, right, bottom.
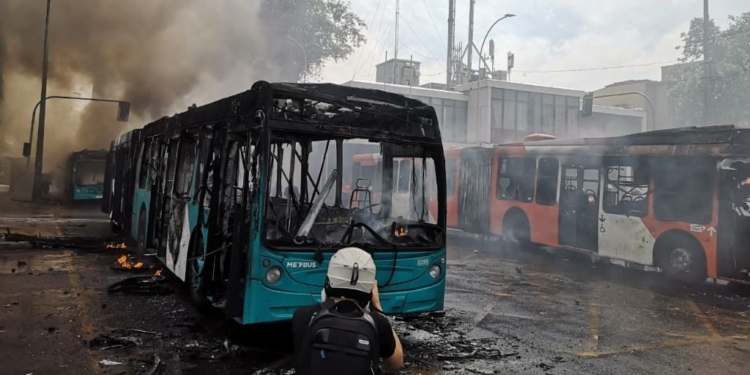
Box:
(1, 210, 749, 374)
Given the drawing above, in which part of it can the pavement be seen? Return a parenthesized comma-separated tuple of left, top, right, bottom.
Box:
(1, 207, 749, 374)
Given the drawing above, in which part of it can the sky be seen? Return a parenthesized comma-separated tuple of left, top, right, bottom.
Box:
(318, 0, 748, 91)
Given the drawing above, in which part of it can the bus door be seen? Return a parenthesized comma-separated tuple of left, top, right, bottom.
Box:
(717, 158, 750, 280)
(559, 165, 600, 252)
(167, 137, 198, 277)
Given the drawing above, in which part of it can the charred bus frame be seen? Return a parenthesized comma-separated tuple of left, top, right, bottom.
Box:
(104, 81, 447, 324)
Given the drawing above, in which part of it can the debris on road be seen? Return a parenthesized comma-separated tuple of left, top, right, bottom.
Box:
(2, 232, 109, 250)
(145, 355, 164, 375)
(98, 359, 123, 366)
(107, 274, 172, 295)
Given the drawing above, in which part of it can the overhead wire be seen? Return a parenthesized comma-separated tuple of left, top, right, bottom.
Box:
(516, 60, 678, 74)
(353, 0, 391, 79)
(352, 0, 386, 79)
(399, 15, 446, 70)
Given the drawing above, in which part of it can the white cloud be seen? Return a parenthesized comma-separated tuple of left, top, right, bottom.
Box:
(319, 0, 747, 91)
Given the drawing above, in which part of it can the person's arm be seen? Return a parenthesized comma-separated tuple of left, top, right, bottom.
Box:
(371, 284, 404, 372)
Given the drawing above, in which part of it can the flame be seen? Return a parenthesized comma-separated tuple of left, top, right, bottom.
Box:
(154, 268, 163, 277)
(116, 254, 146, 269)
(107, 242, 128, 250)
(742, 178, 750, 186)
(395, 226, 408, 238)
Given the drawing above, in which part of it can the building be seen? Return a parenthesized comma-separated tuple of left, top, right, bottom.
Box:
(345, 79, 646, 146)
(593, 79, 673, 131)
(375, 58, 421, 86)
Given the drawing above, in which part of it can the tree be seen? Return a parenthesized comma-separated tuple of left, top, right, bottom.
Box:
(669, 12, 750, 127)
(260, 0, 366, 82)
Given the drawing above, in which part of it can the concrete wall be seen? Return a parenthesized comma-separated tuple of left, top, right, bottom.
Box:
(594, 80, 674, 131)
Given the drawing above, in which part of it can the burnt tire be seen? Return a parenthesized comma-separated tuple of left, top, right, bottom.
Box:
(503, 212, 531, 251)
(657, 235, 707, 284)
(185, 233, 211, 312)
(135, 207, 147, 258)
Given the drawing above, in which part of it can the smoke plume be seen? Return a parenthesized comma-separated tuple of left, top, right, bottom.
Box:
(0, 0, 298, 172)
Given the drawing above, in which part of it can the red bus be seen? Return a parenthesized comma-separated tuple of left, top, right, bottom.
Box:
(440, 125, 750, 284)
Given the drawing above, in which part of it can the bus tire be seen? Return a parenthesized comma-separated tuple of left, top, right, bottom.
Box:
(136, 206, 147, 257)
(655, 232, 707, 284)
(186, 232, 211, 312)
(503, 210, 531, 250)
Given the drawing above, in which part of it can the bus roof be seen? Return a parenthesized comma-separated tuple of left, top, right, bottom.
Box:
(501, 125, 750, 156)
(137, 81, 443, 146)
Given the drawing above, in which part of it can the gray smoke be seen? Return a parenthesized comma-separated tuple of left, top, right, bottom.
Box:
(0, 0, 299, 167)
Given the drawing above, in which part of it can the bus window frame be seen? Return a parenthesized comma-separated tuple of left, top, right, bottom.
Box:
(535, 157, 559, 206)
(602, 157, 650, 217)
(496, 156, 536, 203)
(653, 157, 714, 224)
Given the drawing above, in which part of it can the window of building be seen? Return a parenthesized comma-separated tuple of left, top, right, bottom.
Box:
(517, 91, 529, 131)
(542, 94, 554, 134)
(566, 97, 579, 137)
(653, 157, 714, 224)
(555, 96, 567, 135)
(531, 93, 542, 133)
(497, 157, 536, 202)
(503, 90, 517, 132)
(604, 160, 649, 216)
(432, 98, 444, 130)
(444, 103, 456, 142)
(491, 89, 504, 143)
(454, 101, 468, 143)
(536, 157, 559, 205)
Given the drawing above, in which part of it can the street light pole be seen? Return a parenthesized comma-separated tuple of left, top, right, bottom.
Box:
(478, 14, 515, 79)
(26, 96, 131, 167)
(33, 0, 51, 200)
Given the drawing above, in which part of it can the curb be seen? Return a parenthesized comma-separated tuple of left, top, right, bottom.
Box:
(0, 241, 34, 250)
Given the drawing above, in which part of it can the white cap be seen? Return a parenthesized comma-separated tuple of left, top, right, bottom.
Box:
(327, 247, 377, 294)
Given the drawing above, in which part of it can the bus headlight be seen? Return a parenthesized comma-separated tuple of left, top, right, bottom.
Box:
(265, 267, 282, 284)
(429, 264, 442, 279)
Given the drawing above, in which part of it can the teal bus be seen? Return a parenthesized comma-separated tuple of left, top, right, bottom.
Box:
(65, 149, 108, 202)
(103, 81, 447, 325)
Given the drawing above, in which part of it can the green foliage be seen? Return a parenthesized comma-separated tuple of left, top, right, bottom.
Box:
(670, 12, 750, 127)
(260, 0, 366, 81)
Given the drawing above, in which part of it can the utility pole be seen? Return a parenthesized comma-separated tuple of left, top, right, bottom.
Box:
(33, 0, 51, 200)
(702, 0, 712, 126)
(394, 0, 400, 61)
(393, 0, 399, 84)
(446, 0, 456, 88)
(467, 0, 476, 78)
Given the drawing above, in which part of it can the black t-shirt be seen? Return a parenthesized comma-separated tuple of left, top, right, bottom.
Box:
(292, 301, 397, 366)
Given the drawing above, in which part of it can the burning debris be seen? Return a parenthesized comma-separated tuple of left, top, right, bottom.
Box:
(107, 242, 128, 250)
(107, 273, 172, 296)
(113, 254, 149, 271)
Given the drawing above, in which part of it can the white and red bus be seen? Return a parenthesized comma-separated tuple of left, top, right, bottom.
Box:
(350, 125, 750, 284)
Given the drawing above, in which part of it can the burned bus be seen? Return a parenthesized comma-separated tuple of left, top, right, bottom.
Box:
(103, 81, 447, 324)
(65, 149, 108, 202)
(406, 125, 750, 285)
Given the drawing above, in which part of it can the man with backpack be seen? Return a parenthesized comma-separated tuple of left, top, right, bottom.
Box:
(292, 247, 404, 374)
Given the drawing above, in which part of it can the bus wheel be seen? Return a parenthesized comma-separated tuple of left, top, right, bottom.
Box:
(136, 207, 147, 257)
(503, 212, 531, 251)
(658, 236, 707, 284)
(186, 234, 211, 311)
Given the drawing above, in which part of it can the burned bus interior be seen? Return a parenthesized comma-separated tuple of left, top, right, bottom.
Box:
(262, 84, 446, 251)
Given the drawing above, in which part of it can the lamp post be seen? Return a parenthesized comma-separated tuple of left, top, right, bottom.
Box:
(33, 0, 52, 200)
(26, 96, 130, 167)
(478, 14, 515, 77)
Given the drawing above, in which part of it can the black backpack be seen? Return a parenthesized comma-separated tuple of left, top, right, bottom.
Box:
(298, 299, 380, 375)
